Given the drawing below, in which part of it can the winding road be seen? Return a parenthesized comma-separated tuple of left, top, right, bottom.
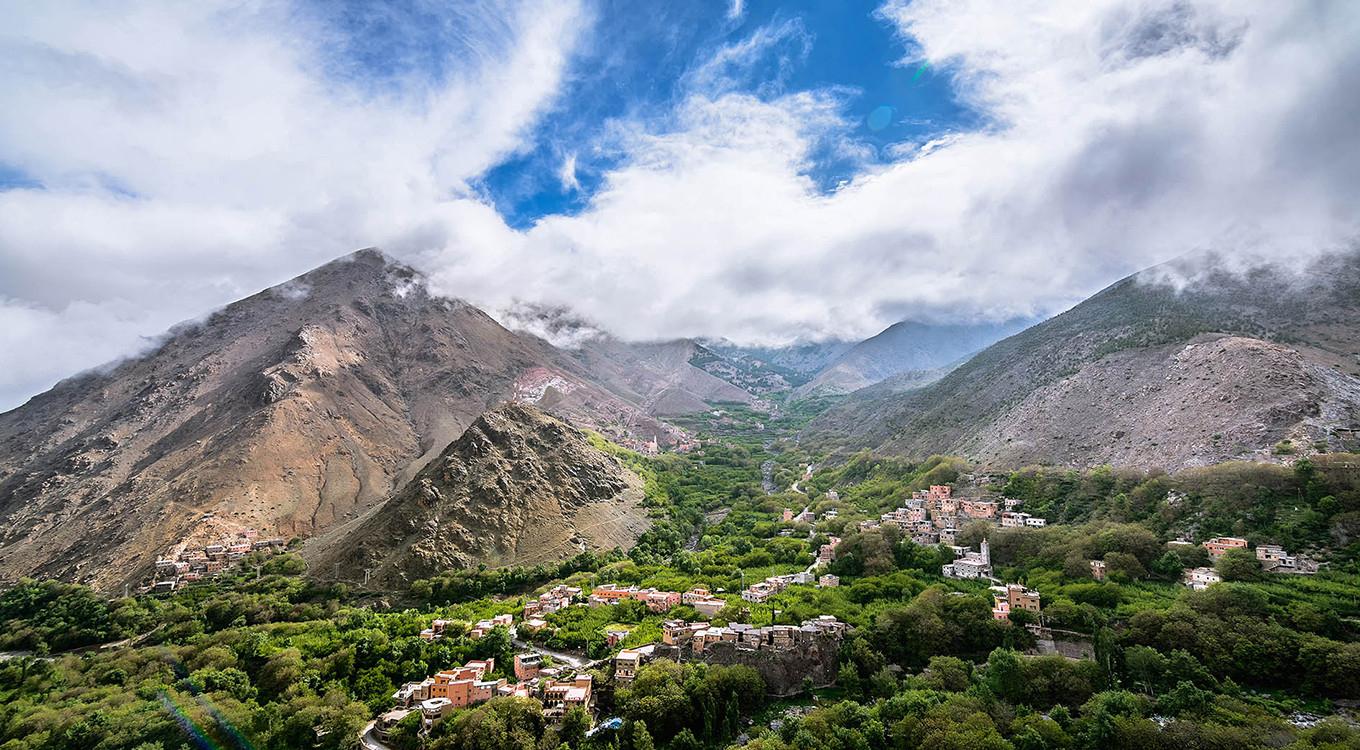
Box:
(360, 721, 392, 750)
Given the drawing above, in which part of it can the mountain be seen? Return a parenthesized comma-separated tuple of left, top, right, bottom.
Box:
(303, 404, 647, 587)
(695, 337, 856, 390)
(792, 319, 1036, 399)
(493, 303, 759, 413)
(0, 250, 716, 592)
(562, 338, 756, 416)
(805, 252, 1360, 470)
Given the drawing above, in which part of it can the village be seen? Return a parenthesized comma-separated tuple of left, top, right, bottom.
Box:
(140, 479, 1325, 747)
(150, 526, 288, 594)
(372, 588, 852, 743)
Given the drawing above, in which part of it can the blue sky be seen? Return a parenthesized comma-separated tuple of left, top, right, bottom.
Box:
(0, 0, 1358, 410)
(464, 0, 979, 227)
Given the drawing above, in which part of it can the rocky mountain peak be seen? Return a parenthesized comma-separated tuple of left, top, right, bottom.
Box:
(304, 403, 648, 587)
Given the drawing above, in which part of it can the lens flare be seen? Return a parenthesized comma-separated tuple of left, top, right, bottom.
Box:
(160, 649, 258, 750)
(911, 62, 929, 82)
(159, 690, 225, 750)
(867, 105, 894, 131)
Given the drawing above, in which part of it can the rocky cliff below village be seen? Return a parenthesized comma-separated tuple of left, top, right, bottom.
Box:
(303, 404, 649, 588)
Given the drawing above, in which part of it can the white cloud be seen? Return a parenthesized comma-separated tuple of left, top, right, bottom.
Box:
(558, 152, 581, 193)
(0, 0, 587, 410)
(424, 0, 1360, 345)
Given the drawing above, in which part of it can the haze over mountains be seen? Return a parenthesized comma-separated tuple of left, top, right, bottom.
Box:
(3, 246, 1359, 592)
(792, 318, 1037, 398)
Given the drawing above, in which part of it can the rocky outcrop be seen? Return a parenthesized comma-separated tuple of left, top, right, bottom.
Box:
(303, 404, 649, 588)
(650, 637, 841, 696)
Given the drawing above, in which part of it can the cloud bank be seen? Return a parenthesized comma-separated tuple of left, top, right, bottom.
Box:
(1, 0, 1359, 410)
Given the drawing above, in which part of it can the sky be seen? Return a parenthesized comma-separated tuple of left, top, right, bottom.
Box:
(1, 0, 1359, 411)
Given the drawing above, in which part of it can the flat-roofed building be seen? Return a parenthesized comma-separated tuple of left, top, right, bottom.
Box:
(1184, 567, 1222, 590)
(692, 597, 726, 618)
(375, 709, 411, 741)
(421, 698, 454, 730)
(1203, 537, 1248, 561)
(614, 649, 644, 687)
(1255, 544, 1296, 569)
(1090, 560, 1107, 581)
(514, 653, 541, 682)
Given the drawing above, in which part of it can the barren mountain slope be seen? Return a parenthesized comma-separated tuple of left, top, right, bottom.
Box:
(0, 250, 667, 591)
(793, 318, 1035, 399)
(564, 338, 756, 417)
(807, 253, 1360, 470)
(304, 404, 648, 588)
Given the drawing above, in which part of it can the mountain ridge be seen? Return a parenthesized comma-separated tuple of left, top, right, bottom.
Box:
(0, 250, 728, 592)
(805, 253, 1360, 470)
(303, 403, 648, 587)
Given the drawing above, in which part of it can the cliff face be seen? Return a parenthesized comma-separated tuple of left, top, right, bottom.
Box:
(0, 251, 667, 592)
(650, 635, 842, 696)
(807, 252, 1360, 471)
(304, 404, 649, 587)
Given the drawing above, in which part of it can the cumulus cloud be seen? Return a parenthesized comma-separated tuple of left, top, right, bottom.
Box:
(1, 0, 1358, 411)
(421, 0, 1360, 344)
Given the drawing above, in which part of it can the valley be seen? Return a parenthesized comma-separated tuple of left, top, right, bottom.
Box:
(2, 250, 1360, 750)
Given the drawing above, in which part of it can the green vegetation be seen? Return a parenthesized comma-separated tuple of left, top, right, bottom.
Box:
(3, 433, 1360, 749)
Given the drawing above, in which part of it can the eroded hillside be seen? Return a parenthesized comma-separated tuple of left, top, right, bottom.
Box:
(303, 404, 648, 587)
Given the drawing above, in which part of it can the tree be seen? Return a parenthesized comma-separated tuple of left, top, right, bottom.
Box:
(1123, 646, 1166, 695)
(922, 656, 972, 692)
(837, 661, 862, 700)
(986, 648, 1025, 704)
(670, 729, 701, 750)
(1063, 554, 1092, 580)
(1215, 548, 1262, 582)
(1151, 551, 1183, 579)
(869, 666, 898, 700)
(559, 706, 589, 750)
(1104, 552, 1146, 581)
(1157, 680, 1211, 717)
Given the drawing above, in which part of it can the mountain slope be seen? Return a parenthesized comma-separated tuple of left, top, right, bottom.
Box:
(562, 338, 756, 417)
(793, 319, 1035, 399)
(304, 404, 648, 587)
(694, 337, 856, 391)
(806, 253, 1360, 470)
(0, 250, 668, 591)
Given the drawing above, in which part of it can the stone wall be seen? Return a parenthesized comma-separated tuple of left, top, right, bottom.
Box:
(651, 637, 841, 696)
(1030, 628, 1094, 660)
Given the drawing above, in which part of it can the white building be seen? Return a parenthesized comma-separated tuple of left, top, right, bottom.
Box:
(1183, 567, 1222, 590)
(943, 540, 993, 579)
